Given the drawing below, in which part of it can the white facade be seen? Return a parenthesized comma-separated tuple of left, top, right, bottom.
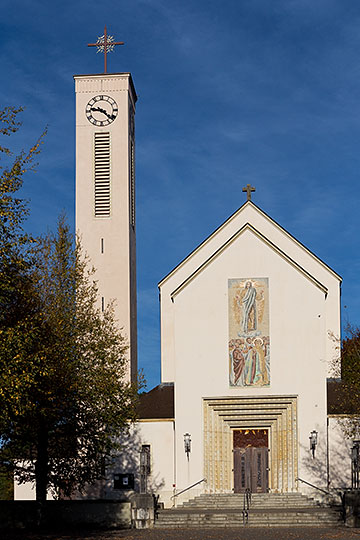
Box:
(16, 71, 349, 504)
(74, 73, 137, 382)
(136, 201, 343, 506)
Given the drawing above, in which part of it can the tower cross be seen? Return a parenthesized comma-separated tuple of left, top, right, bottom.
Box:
(88, 26, 124, 74)
(242, 184, 256, 201)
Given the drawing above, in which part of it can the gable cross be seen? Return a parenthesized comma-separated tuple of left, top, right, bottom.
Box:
(88, 26, 124, 74)
(242, 184, 256, 201)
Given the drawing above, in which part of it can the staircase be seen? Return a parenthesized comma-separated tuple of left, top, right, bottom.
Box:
(155, 492, 343, 528)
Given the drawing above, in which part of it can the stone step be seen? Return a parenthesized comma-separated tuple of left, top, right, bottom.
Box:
(181, 499, 322, 508)
(183, 495, 313, 504)
(156, 520, 340, 527)
(155, 523, 340, 528)
(155, 515, 340, 528)
(187, 495, 315, 500)
(182, 500, 321, 507)
(156, 517, 339, 523)
(157, 511, 340, 519)
(156, 520, 339, 524)
(155, 493, 342, 528)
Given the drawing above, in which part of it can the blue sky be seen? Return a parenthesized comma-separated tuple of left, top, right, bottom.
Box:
(1, 0, 360, 389)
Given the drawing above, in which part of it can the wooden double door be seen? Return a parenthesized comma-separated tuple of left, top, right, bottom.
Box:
(233, 430, 269, 493)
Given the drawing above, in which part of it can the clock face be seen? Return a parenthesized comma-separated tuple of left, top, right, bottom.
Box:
(85, 95, 118, 126)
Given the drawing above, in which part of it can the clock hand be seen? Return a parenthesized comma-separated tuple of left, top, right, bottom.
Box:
(91, 107, 115, 120)
(91, 106, 108, 116)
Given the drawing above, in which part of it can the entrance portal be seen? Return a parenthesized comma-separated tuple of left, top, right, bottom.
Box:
(233, 429, 269, 493)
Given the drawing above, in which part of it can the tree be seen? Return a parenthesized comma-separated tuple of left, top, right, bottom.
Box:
(0, 106, 45, 500)
(0, 108, 140, 503)
(0, 464, 13, 500)
(329, 325, 360, 439)
(0, 106, 44, 327)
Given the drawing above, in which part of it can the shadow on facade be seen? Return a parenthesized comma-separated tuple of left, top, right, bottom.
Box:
(75, 424, 165, 500)
(300, 426, 352, 495)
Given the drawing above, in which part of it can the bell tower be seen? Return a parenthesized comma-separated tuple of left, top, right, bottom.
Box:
(74, 70, 137, 382)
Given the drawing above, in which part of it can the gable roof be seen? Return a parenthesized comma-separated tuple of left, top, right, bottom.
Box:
(158, 201, 342, 288)
(169, 222, 329, 300)
(137, 383, 174, 420)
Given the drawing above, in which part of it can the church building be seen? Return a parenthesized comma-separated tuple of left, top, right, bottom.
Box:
(71, 64, 350, 506)
(135, 193, 344, 506)
(14, 53, 352, 505)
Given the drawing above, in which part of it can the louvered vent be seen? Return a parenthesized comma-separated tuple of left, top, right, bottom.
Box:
(94, 132, 111, 217)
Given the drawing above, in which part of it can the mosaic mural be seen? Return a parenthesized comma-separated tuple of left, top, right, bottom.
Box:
(228, 278, 270, 387)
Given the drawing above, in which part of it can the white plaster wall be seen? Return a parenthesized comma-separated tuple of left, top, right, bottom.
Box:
(328, 416, 352, 489)
(14, 475, 54, 500)
(164, 226, 334, 494)
(104, 422, 175, 506)
(160, 202, 341, 384)
(137, 421, 175, 507)
(14, 480, 36, 500)
(75, 74, 137, 382)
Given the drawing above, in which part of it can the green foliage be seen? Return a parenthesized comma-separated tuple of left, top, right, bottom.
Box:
(0, 107, 45, 331)
(0, 108, 140, 502)
(341, 325, 360, 385)
(331, 325, 360, 439)
(0, 465, 13, 500)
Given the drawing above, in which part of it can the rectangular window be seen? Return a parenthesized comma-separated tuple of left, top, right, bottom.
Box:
(94, 132, 111, 217)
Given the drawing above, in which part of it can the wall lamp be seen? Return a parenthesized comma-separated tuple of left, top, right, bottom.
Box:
(309, 430, 318, 458)
(184, 433, 191, 460)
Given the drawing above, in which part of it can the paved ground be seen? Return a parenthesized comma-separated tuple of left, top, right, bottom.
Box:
(3, 528, 360, 540)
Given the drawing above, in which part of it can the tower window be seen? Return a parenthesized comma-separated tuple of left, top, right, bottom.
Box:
(101, 238, 104, 254)
(130, 140, 135, 227)
(101, 296, 105, 312)
(94, 132, 111, 217)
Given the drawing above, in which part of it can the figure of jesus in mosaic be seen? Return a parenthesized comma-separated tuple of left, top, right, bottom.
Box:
(228, 278, 270, 387)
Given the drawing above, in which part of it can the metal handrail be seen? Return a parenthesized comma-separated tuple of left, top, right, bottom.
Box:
(170, 478, 207, 500)
(296, 476, 331, 496)
(242, 487, 251, 526)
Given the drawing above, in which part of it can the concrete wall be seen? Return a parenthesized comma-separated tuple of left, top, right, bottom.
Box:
(72, 422, 175, 508)
(160, 202, 340, 383)
(137, 421, 175, 506)
(328, 416, 352, 489)
(75, 73, 137, 382)
(0, 500, 131, 530)
(159, 202, 341, 497)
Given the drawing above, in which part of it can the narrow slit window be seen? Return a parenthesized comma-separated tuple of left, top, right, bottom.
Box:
(130, 140, 135, 227)
(94, 132, 111, 217)
(101, 296, 105, 312)
(101, 238, 104, 254)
